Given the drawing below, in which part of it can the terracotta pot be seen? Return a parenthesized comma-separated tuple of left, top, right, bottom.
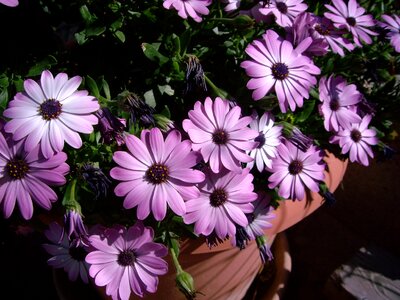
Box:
(58, 151, 347, 300)
(141, 151, 348, 300)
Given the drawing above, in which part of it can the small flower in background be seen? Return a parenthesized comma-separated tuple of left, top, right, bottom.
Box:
(0, 131, 69, 219)
(241, 29, 320, 112)
(184, 168, 257, 240)
(111, 128, 205, 221)
(268, 140, 325, 201)
(282, 124, 313, 152)
(81, 163, 112, 201)
(85, 222, 168, 299)
(43, 222, 90, 283)
(247, 111, 282, 172)
(120, 91, 155, 128)
(95, 107, 126, 146)
(0, 0, 18, 7)
(63, 209, 89, 247)
(183, 97, 258, 173)
(256, 235, 274, 263)
(378, 14, 400, 53)
(318, 75, 362, 132)
(330, 114, 378, 166)
(286, 12, 329, 57)
(310, 15, 355, 57)
(2, 70, 100, 158)
(324, 0, 378, 47)
(163, 0, 212, 23)
(259, 0, 308, 27)
(223, 0, 241, 12)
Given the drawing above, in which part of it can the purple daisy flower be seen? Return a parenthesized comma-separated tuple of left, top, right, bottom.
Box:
(110, 128, 205, 221)
(378, 14, 400, 53)
(223, 0, 241, 12)
(247, 111, 282, 172)
(43, 222, 90, 283)
(245, 192, 275, 240)
(330, 114, 378, 166)
(318, 75, 362, 132)
(3, 70, 100, 158)
(286, 12, 329, 57)
(0, 130, 69, 220)
(241, 29, 321, 112)
(268, 140, 325, 201)
(163, 0, 212, 23)
(324, 0, 378, 47)
(259, 0, 308, 27)
(63, 209, 89, 247)
(85, 222, 168, 299)
(182, 97, 258, 173)
(183, 168, 257, 240)
(310, 15, 355, 57)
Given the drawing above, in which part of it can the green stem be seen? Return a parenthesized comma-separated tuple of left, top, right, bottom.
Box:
(204, 75, 229, 99)
(170, 245, 183, 274)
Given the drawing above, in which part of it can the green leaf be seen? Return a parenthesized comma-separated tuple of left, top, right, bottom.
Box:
(80, 5, 96, 25)
(0, 74, 9, 88)
(141, 43, 169, 66)
(86, 75, 100, 99)
(296, 99, 316, 123)
(74, 31, 87, 45)
(158, 84, 174, 96)
(170, 238, 180, 258)
(143, 89, 156, 108)
(160, 105, 171, 119)
(110, 17, 123, 31)
(114, 30, 126, 43)
(0, 89, 8, 109)
(85, 26, 106, 37)
(26, 55, 58, 77)
(101, 78, 111, 101)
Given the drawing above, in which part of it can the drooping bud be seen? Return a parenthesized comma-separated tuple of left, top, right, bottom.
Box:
(95, 107, 126, 145)
(282, 122, 313, 152)
(120, 91, 156, 127)
(81, 163, 112, 200)
(184, 55, 207, 96)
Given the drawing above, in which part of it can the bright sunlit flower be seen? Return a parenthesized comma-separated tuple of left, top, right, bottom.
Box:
(0, 0, 18, 7)
(111, 128, 205, 221)
(247, 111, 282, 172)
(318, 75, 362, 132)
(163, 0, 212, 23)
(0, 130, 69, 220)
(3, 70, 100, 158)
(324, 0, 377, 47)
(259, 0, 308, 27)
(86, 222, 168, 299)
(183, 97, 258, 173)
(241, 29, 320, 112)
(378, 14, 400, 53)
(330, 114, 378, 166)
(43, 222, 90, 283)
(268, 140, 325, 201)
(184, 168, 257, 240)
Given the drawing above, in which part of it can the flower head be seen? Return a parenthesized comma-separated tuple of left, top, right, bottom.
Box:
(318, 75, 362, 132)
(183, 97, 258, 173)
(85, 222, 168, 299)
(95, 107, 126, 146)
(324, 0, 378, 47)
(0, 130, 69, 219)
(247, 111, 282, 172)
(241, 29, 320, 112)
(43, 222, 89, 283)
(268, 140, 325, 201)
(330, 114, 378, 166)
(3, 70, 99, 158)
(259, 0, 308, 27)
(245, 192, 275, 240)
(111, 128, 205, 221)
(184, 168, 257, 240)
(163, 0, 212, 23)
(63, 209, 89, 247)
(378, 14, 400, 53)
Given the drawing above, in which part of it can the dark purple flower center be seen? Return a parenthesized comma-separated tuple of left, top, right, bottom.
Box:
(69, 246, 87, 261)
(271, 63, 289, 80)
(255, 132, 266, 149)
(346, 17, 356, 27)
(6, 159, 29, 179)
(117, 250, 136, 266)
(350, 129, 362, 143)
(276, 2, 288, 14)
(329, 99, 340, 111)
(288, 160, 303, 175)
(39, 99, 62, 120)
(212, 130, 229, 145)
(210, 189, 228, 207)
(314, 24, 330, 36)
(146, 163, 169, 184)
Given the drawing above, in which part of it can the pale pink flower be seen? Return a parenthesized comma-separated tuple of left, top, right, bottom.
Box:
(259, 0, 308, 27)
(0, 0, 18, 7)
(163, 0, 212, 23)
(378, 14, 400, 53)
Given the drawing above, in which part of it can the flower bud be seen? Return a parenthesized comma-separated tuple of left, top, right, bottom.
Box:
(176, 271, 197, 300)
